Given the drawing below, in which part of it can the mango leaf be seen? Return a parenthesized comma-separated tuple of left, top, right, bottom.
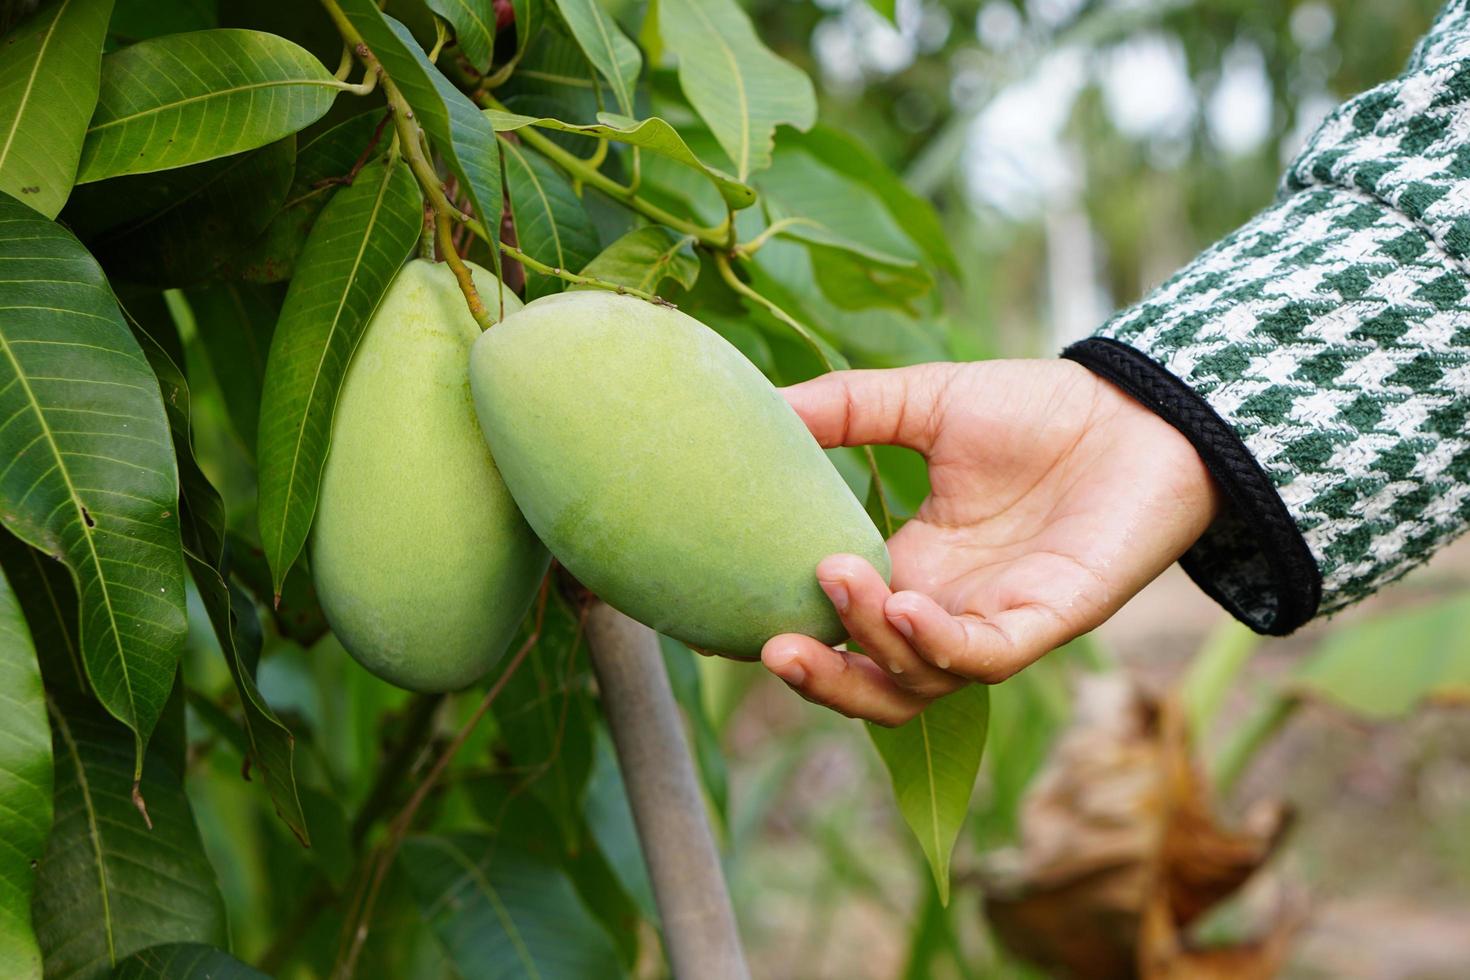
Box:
(0, 563, 51, 980)
(337, 6, 502, 267)
(0, 531, 87, 698)
(0, 0, 114, 217)
(736, 257, 851, 370)
(31, 701, 226, 980)
(1291, 594, 1470, 719)
(757, 145, 933, 311)
(865, 0, 897, 26)
(106, 0, 215, 44)
(581, 729, 655, 919)
(113, 943, 268, 979)
(0, 194, 186, 774)
(256, 157, 421, 595)
(768, 214, 932, 313)
(77, 29, 337, 182)
(402, 833, 626, 980)
(658, 0, 816, 180)
(494, 597, 595, 852)
(746, 238, 947, 366)
(868, 684, 989, 905)
(130, 312, 310, 840)
(460, 773, 641, 967)
(181, 282, 281, 455)
(86, 137, 296, 286)
(554, 0, 640, 115)
(235, 110, 387, 283)
(487, 108, 755, 209)
(508, 0, 543, 76)
(577, 225, 698, 295)
(498, 27, 599, 125)
(426, 0, 497, 71)
(126, 312, 223, 566)
(501, 136, 599, 299)
(188, 555, 309, 842)
(783, 125, 957, 277)
(225, 532, 328, 646)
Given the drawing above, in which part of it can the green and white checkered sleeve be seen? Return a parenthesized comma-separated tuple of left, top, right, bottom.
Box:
(1064, 1, 1470, 635)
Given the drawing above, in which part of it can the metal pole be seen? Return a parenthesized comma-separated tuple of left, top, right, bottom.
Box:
(585, 602, 750, 980)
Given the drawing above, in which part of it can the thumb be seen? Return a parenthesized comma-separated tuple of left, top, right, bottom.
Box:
(780, 365, 952, 452)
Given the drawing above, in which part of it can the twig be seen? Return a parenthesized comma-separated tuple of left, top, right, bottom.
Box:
(310, 110, 393, 193)
(733, 217, 819, 258)
(331, 579, 551, 979)
(479, 93, 725, 248)
(319, 0, 495, 330)
(497, 240, 664, 304)
(350, 693, 446, 847)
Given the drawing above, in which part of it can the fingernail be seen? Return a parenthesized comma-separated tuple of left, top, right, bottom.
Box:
(765, 647, 807, 686)
(820, 579, 850, 613)
(936, 655, 951, 670)
(888, 612, 914, 640)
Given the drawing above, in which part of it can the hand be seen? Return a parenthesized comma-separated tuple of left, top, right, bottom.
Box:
(761, 360, 1221, 726)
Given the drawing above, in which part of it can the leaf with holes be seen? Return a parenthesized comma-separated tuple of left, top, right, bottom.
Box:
(402, 833, 625, 980)
(502, 138, 599, 299)
(0, 563, 51, 980)
(0, 531, 88, 700)
(427, 0, 499, 72)
(337, 5, 502, 268)
(0, 0, 114, 217)
(0, 194, 186, 775)
(488, 109, 755, 208)
(76, 29, 338, 182)
(658, 0, 815, 179)
(31, 701, 226, 979)
(868, 684, 989, 905)
(554, 0, 639, 115)
(576, 226, 698, 296)
(113, 943, 267, 980)
(256, 157, 421, 595)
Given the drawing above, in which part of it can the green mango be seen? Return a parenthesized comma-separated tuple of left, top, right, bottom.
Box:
(311, 260, 548, 691)
(469, 290, 889, 658)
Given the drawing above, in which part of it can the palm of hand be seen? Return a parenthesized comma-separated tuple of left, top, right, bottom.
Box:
(763, 360, 1219, 725)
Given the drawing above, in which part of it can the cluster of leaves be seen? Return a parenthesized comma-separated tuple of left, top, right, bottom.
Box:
(0, 0, 992, 975)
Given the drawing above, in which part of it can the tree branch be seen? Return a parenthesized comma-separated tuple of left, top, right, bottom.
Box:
(586, 603, 749, 980)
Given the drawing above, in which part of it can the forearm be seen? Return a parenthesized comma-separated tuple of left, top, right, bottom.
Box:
(1065, 1, 1470, 633)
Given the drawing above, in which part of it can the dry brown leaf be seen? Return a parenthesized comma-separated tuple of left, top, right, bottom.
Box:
(980, 675, 1299, 979)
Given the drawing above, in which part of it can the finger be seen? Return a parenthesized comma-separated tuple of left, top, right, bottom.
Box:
(884, 590, 1080, 684)
(780, 365, 954, 452)
(762, 634, 927, 727)
(817, 554, 966, 699)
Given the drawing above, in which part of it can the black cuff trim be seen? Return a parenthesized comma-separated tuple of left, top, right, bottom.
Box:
(1062, 336, 1321, 636)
